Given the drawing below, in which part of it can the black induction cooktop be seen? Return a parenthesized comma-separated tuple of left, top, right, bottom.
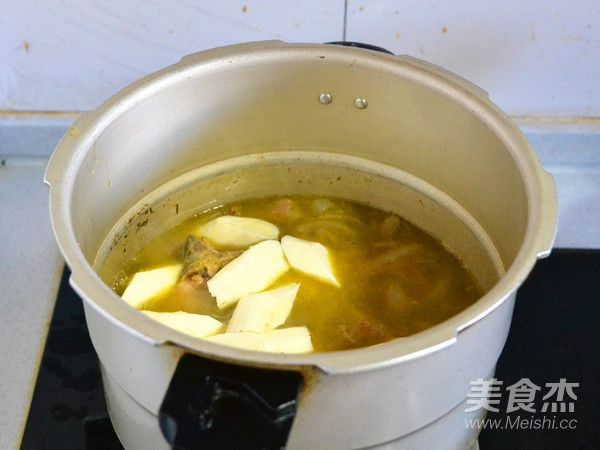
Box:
(20, 249, 600, 449)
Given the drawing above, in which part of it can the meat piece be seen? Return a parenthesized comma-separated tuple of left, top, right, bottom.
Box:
(357, 318, 389, 342)
(338, 318, 392, 347)
(267, 197, 302, 224)
(271, 197, 293, 217)
(180, 235, 242, 286)
(166, 278, 219, 316)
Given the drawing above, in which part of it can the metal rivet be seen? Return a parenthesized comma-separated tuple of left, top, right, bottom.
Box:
(354, 98, 368, 109)
(319, 93, 333, 104)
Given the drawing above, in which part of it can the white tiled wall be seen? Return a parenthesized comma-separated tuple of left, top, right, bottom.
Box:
(1, 0, 598, 115)
(346, 0, 600, 116)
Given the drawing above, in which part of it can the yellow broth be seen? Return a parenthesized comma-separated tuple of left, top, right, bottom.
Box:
(110, 195, 483, 352)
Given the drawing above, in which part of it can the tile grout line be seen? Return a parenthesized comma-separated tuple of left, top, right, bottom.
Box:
(342, 0, 348, 41)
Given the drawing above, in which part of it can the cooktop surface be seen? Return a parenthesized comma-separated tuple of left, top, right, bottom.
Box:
(20, 249, 600, 449)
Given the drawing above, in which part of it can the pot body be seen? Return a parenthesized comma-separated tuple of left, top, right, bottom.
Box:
(46, 41, 557, 449)
(100, 361, 489, 450)
(89, 286, 508, 449)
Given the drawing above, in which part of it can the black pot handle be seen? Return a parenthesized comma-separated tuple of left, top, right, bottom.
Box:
(158, 354, 303, 450)
(326, 41, 394, 55)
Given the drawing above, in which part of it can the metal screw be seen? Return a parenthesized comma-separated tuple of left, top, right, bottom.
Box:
(354, 98, 368, 109)
(319, 93, 333, 104)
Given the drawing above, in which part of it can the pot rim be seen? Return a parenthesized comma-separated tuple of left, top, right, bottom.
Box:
(46, 41, 558, 374)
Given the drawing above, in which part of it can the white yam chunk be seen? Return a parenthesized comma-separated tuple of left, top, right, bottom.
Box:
(142, 311, 224, 338)
(281, 235, 340, 287)
(207, 240, 289, 309)
(199, 215, 279, 248)
(226, 284, 300, 333)
(204, 327, 313, 354)
(121, 264, 182, 308)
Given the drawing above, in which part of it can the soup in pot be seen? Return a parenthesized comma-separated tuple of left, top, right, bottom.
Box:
(107, 195, 483, 353)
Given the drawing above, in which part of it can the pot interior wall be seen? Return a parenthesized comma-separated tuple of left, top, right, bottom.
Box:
(95, 152, 504, 292)
(68, 45, 528, 282)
